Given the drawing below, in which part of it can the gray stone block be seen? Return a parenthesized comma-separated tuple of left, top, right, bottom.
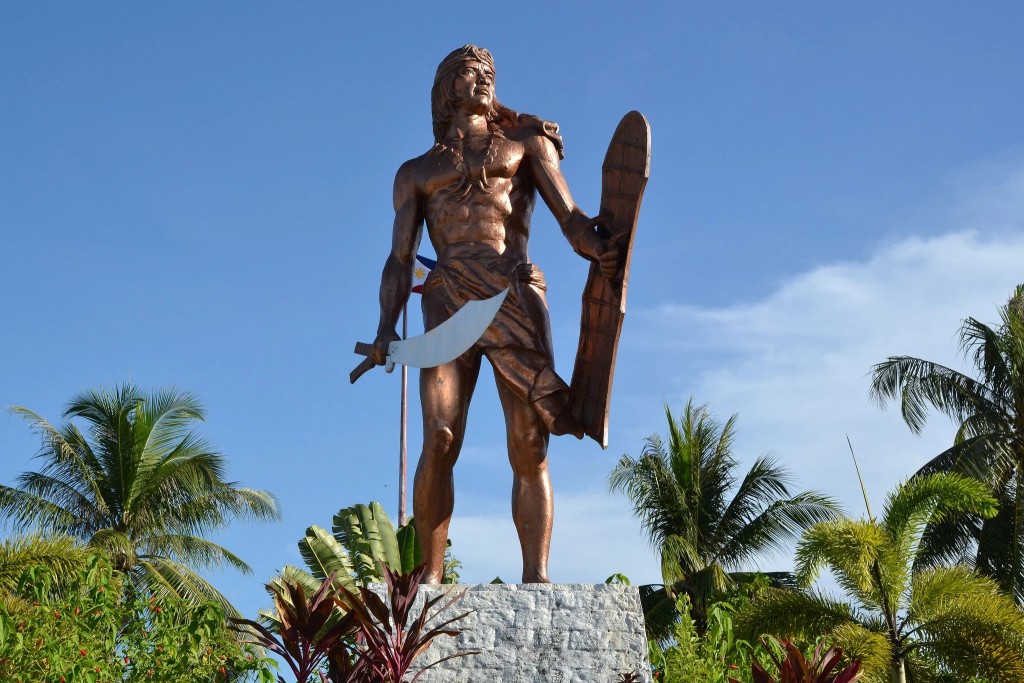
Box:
(369, 583, 652, 683)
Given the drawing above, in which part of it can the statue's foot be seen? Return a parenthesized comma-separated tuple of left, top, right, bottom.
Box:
(420, 570, 444, 585)
(522, 568, 551, 584)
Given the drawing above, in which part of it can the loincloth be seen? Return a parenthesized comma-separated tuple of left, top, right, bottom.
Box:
(421, 249, 571, 425)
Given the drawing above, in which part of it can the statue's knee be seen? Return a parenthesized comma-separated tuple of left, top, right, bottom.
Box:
(424, 423, 456, 461)
(510, 428, 548, 475)
(519, 429, 546, 456)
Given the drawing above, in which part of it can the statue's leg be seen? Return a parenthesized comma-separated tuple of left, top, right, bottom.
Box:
(413, 352, 480, 584)
(494, 373, 553, 583)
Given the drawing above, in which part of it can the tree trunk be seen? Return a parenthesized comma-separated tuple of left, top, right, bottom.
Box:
(1014, 461, 1023, 603)
(891, 658, 906, 683)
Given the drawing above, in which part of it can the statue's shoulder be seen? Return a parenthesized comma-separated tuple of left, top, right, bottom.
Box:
(502, 113, 565, 160)
(397, 150, 435, 179)
(393, 155, 429, 196)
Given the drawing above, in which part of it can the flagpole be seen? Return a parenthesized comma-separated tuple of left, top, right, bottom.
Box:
(399, 302, 408, 526)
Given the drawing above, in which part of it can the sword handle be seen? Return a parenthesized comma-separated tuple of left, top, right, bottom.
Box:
(350, 341, 377, 384)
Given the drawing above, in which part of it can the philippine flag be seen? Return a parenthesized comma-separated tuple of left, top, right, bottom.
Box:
(411, 254, 436, 294)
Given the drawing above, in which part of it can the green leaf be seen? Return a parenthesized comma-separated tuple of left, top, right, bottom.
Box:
(396, 522, 423, 574)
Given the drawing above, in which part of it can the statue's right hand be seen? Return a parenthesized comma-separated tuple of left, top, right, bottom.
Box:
(371, 331, 401, 366)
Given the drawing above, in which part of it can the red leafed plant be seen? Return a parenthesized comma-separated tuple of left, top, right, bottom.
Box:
(231, 564, 475, 683)
(730, 637, 863, 683)
(337, 563, 478, 683)
(230, 572, 359, 683)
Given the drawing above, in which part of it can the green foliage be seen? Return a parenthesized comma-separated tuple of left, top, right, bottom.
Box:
(278, 503, 458, 617)
(610, 399, 840, 635)
(0, 534, 92, 611)
(647, 595, 761, 683)
(870, 284, 1024, 602)
(0, 553, 272, 683)
(0, 384, 280, 615)
(736, 473, 1024, 682)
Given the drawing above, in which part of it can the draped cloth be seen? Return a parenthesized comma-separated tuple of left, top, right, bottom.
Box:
(421, 243, 572, 432)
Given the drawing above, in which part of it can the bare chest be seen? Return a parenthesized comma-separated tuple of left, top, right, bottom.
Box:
(418, 134, 526, 197)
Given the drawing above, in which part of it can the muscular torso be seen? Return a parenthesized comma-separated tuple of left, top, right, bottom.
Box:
(414, 131, 538, 261)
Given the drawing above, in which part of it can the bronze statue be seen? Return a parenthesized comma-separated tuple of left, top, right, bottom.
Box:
(354, 45, 648, 584)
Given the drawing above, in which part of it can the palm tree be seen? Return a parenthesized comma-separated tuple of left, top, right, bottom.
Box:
(609, 399, 840, 631)
(0, 384, 280, 614)
(870, 284, 1024, 601)
(735, 472, 1024, 683)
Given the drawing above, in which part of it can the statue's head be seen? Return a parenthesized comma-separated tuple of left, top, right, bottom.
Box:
(431, 45, 514, 143)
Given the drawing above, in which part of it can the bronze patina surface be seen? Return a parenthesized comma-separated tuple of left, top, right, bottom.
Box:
(570, 111, 651, 447)
(359, 45, 631, 583)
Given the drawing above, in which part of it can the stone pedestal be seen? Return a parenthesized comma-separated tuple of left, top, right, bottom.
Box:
(384, 583, 653, 683)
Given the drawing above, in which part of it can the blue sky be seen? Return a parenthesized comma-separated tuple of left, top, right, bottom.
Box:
(3, 3, 1024, 620)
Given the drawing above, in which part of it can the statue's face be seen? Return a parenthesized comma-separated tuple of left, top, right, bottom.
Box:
(451, 60, 494, 114)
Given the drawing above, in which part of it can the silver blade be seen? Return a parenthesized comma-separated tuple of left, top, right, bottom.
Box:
(387, 287, 508, 369)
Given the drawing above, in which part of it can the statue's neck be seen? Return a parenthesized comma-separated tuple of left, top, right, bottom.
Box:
(446, 113, 489, 140)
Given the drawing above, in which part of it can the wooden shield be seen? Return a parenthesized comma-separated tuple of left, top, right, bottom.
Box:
(569, 111, 650, 448)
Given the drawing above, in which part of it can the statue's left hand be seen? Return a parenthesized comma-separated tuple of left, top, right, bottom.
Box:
(577, 216, 621, 280)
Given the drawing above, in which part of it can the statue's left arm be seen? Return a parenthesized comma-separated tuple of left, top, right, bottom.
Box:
(525, 135, 619, 280)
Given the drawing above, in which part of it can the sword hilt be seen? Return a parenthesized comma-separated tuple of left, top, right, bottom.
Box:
(350, 342, 377, 384)
(350, 341, 398, 383)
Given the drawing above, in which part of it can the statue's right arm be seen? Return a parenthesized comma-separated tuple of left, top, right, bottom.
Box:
(371, 159, 423, 365)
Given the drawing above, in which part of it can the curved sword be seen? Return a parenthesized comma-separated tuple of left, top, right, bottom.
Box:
(350, 287, 508, 383)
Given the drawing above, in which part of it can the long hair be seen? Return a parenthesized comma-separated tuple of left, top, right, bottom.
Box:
(431, 45, 518, 143)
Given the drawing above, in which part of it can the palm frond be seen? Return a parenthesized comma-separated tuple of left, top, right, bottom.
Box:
(904, 567, 1024, 681)
(827, 622, 892, 683)
(88, 528, 138, 571)
(135, 555, 241, 618)
(712, 454, 790, 552)
(717, 492, 842, 568)
(659, 533, 702, 585)
(144, 533, 252, 573)
(0, 533, 90, 594)
(795, 519, 887, 609)
(912, 511, 981, 571)
(959, 316, 1013, 406)
(733, 587, 862, 643)
(134, 388, 206, 460)
(882, 473, 997, 572)
(0, 484, 81, 534)
(869, 356, 1003, 434)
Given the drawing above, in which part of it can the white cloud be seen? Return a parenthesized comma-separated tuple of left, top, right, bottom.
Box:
(631, 229, 1024, 524)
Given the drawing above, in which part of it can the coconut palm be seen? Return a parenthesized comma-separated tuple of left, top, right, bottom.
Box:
(609, 399, 840, 631)
(0, 384, 280, 614)
(735, 473, 1024, 683)
(870, 284, 1024, 601)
